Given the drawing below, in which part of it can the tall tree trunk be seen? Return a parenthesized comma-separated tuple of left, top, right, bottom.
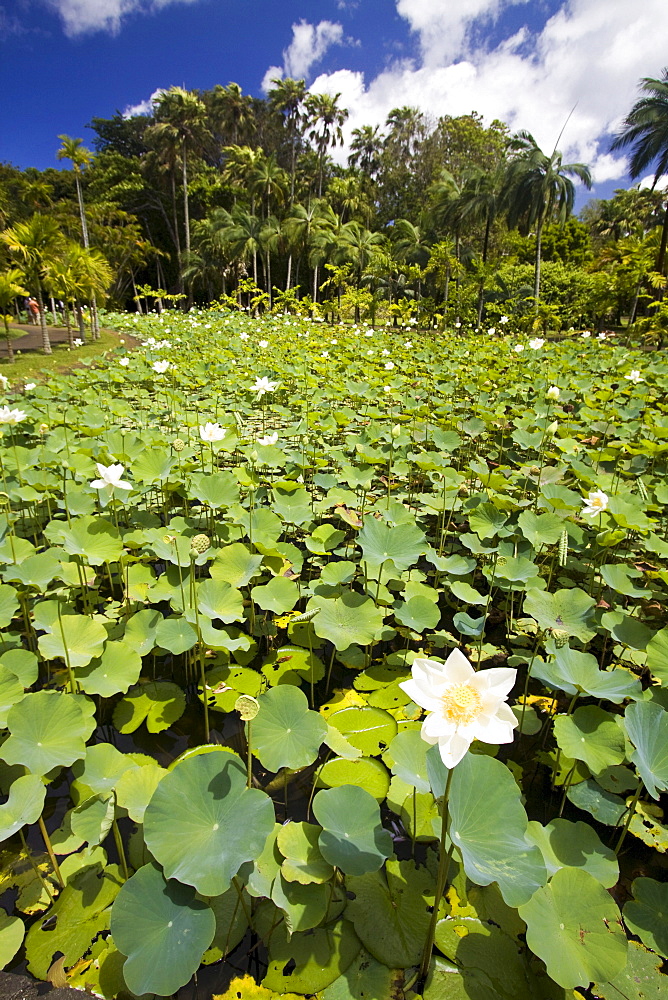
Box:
(4, 317, 14, 363)
(656, 200, 668, 288)
(182, 140, 190, 256)
(286, 254, 292, 290)
(313, 264, 319, 303)
(171, 174, 183, 294)
(266, 253, 272, 308)
(75, 173, 90, 248)
(36, 286, 51, 354)
(534, 218, 544, 307)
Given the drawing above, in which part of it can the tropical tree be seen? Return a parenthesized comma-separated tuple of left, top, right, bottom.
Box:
(0, 215, 65, 353)
(56, 135, 94, 248)
(348, 124, 384, 179)
(305, 92, 349, 197)
(504, 131, 591, 304)
(268, 77, 307, 204)
(0, 269, 28, 362)
(209, 82, 255, 146)
(457, 162, 508, 325)
(611, 68, 668, 277)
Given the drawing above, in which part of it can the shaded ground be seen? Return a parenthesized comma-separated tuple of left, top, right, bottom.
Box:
(0, 971, 85, 998)
(3, 325, 73, 353)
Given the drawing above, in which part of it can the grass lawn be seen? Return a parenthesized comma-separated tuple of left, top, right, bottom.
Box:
(0, 329, 128, 382)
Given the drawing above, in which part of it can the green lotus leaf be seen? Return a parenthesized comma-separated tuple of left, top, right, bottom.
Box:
(123, 608, 161, 655)
(646, 626, 668, 685)
(210, 542, 263, 588)
(358, 517, 426, 572)
(262, 645, 325, 687)
(155, 615, 198, 654)
(0, 907, 25, 969)
(517, 510, 565, 547)
(624, 701, 668, 800)
(313, 785, 393, 876)
(246, 824, 282, 899)
(518, 866, 627, 989)
(346, 858, 431, 968)
(71, 742, 136, 799)
(115, 760, 166, 823)
(448, 581, 487, 605)
(132, 449, 175, 484)
(319, 756, 390, 801)
(252, 684, 327, 771)
(592, 939, 666, 1000)
(309, 592, 386, 650)
(0, 648, 38, 688)
(76, 640, 143, 697)
(59, 515, 124, 566)
(384, 729, 430, 793)
(272, 485, 313, 525)
(394, 595, 441, 630)
(0, 664, 26, 728)
(447, 751, 547, 906)
(26, 862, 123, 979)
(251, 575, 299, 614)
(196, 578, 245, 622)
(189, 471, 240, 509)
(0, 584, 19, 628)
(38, 613, 108, 667)
(523, 587, 596, 642)
(321, 947, 405, 1000)
(305, 523, 346, 554)
(258, 907, 361, 994)
(277, 821, 334, 885)
(70, 793, 115, 846)
(144, 753, 275, 895)
(536, 645, 641, 702)
(112, 680, 186, 734)
(600, 564, 648, 598)
(199, 663, 262, 713)
(201, 882, 250, 965)
(554, 706, 625, 775)
(110, 862, 215, 996)
(623, 877, 668, 959)
(5, 549, 62, 589)
(271, 874, 331, 934)
(324, 724, 363, 760)
(526, 818, 618, 887)
(328, 706, 397, 756)
(387, 775, 439, 842)
(2, 691, 95, 775)
(468, 503, 508, 540)
(0, 774, 45, 843)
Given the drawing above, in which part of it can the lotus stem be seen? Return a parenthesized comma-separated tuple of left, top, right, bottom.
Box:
(38, 815, 65, 889)
(614, 782, 642, 854)
(419, 766, 454, 986)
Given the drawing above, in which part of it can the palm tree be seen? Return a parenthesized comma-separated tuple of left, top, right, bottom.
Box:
(1, 215, 65, 353)
(150, 88, 211, 258)
(0, 269, 29, 362)
(250, 155, 288, 219)
(56, 135, 94, 248)
(305, 92, 349, 197)
(283, 200, 334, 296)
(457, 162, 508, 326)
(348, 124, 384, 179)
(209, 82, 254, 146)
(268, 77, 307, 205)
(504, 131, 591, 304)
(611, 69, 668, 277)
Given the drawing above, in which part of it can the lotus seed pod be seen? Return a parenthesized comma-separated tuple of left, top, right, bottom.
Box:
(190, 533, 210, 554)
(173, 438, 185, 452)
(236, 694, 259, 721)
(552, 629, 569, 648)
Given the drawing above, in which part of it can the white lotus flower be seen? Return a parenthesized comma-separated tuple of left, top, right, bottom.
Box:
(404, 340, 413, 348)
(321, 350, 329, 358)
(90, 463, 132, 492)
(399, 650, 518, 768)
(581, 330, 591, 339)
(514, 344, 524, 353)
(625, 370, 643, 384)
(24, 383, 36, 391)
(200, 422, 226, 443)
(252, 376, 278, 396)
(384, 361, 395, 370)
(500, 315, 509, 324)
(258, 431, 278, 446)
(546, 386, 560, 400)
(581, 490, 609, 517)
(529, 337, 545, 349)
(239, 332, 249, 340)
(382, 348, 390, 356)
(0, 375, 9, 390)
(153, 360, 170, 374)
(597, 332, 606, 340)
(73, 338, 84, 347)
(259, 339, 269, 348)
(119, 358, 129, 367)
(487, 327, 496, 335)
(0, 406, 26, 424)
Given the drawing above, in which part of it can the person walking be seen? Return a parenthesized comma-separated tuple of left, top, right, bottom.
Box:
(27, 297, 40, 326)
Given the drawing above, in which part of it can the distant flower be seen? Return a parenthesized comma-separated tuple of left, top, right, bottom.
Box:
(90, 463, 132, 492)
(0, 375, 9, 390)
(321, 350, 329, 358)
(404, 340, 413, 348)
(258, 431, 278, 446)
(529, 337, 545, 349)
(625, 370, 643, 384)
(239, 332, 249, 340)
(252, 376, 278, 396)
(258, 339, 269, 348)
(24, 383, 36, 391)
(581, 490, 609, 518)
(367, 350, 374, 355)
(0, 406, 26, 425)
(487, 327, 496, 335)
(200, 422, 226, 443)
(383, 385, 392, 392)
(597, 332, 606, 340)
(73, 338, 84, 347)
(454, 322, 461, 329)
(153, 360, 170, 374)
(399, 649, 518, 768)
(382, 348, 390, 356)
(500, 315, 509, 324)
(119, 358, 129, 367)
(384, 361, 395, 370)
(514, 344, 524, 353)
(546, 385, 560, 400)
(581, 330, 591, 339)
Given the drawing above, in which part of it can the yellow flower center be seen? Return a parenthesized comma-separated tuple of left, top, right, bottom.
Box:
(442, 683, 482, 725)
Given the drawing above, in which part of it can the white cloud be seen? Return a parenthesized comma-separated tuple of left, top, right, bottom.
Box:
(122, 88, 166, 118)
(306, 0, 668, 187)
(45, 0, 202, 37)
(261, 19, 346, 91)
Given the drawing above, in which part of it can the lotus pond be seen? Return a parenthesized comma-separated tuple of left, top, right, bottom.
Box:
(0, 311, 667, 999)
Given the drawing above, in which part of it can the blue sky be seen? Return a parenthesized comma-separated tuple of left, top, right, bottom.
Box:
(2, 0, 668, 207)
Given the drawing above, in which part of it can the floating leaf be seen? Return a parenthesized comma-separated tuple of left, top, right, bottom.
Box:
(113, 680, 185, 735)
(623, 877, 668, 959)
(309, 593, 385, 650)
(0, 907, 24, 968)
(144, 753, 274, 895)
(322, 948, 405, 1000)
(110, 862, 215, 997)
(592, 940, 667, 1000)
(277, 822, 334, 885)
(313, 786, 393, 876)
(202, 883, 250, 965)
(518, 866, 627, 989)
(523, 588, 596, 642)
(252, 685, 327, 771)
(328, 706, 397, 756)
(526, 818, 618, 887)
(259, 908, 361, 995)
(346, 859, 430, 968)
(2, 691, 95, 775)
(553, 707, 626, 775)
(319, 756, 390, 801)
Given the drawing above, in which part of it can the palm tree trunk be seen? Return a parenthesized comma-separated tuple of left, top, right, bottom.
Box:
(534, 218, 544, 307)
(286, 254, 292, 290)
(4, 316, 14, 363)
(313, 264, 319, 303)
(182, 140, 190, 256)
(656, 200, 668, 283)
(171, 174, 184, 295)
(36, 286, 51, 354)
(75, 173, 90, 248)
